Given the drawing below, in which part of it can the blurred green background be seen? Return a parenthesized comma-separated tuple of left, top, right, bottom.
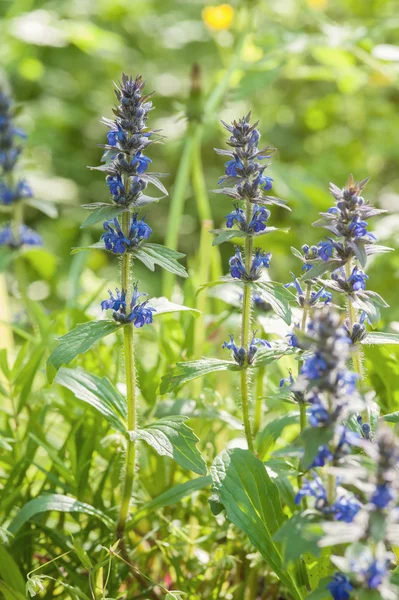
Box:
(1, 0, 399, 319)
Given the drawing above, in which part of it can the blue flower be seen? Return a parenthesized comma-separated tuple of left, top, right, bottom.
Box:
(102, 218, 130, 253)
(370, 484, 394, 509)
(247, 331, 271, 363)
(295, 473, 327, 508)
(229, 248, 247, 279)
(250, 249, 271, 279)
(225, 206, 246, 229)
(248, 205, 270, 232)
(101, 283, 156, 327)
(101, 288, 127, 311)
(284, 273, 303, 297)
(308, 400, 330, 427)
(301, 353, 328, 381)
(311, 287, 332, 305)
(107, 123, 127, 146)
(318, 239, 336, 261)
(347, 266, 368, 292)
(327, 573, 353, 600)
(280, 371, 295, 388)
(286, 330, 299, 348)
(0, 224, 42, 248)
(364, 560, 387, 589)
(224, 157, 244, 178)
(311, 445, 334, 467)
(0, 180, 32, 205)
(348, 215, 376, 241)
(131, 151, 152, 174)
(222, 334, 246, 366)
(257, 174, 273, 191)
(106, 174, 146, 205)
(248, 129, 260, 147)
(332, 495, 361, 523)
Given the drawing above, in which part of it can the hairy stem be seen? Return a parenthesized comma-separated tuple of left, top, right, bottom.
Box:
(344, 260, 367, 421)
(299, 283, 312, 434)
(254, 365, 265, 436)
(117, 211, 137, 537)
(241, 219, 254, 453)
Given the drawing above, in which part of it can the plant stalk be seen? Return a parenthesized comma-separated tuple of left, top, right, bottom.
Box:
(254, 365, 265, 435)
(117, 211, 137, 538)
(241, 199, 254, 452)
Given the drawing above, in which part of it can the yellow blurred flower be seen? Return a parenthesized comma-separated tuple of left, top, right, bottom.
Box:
(202, 4, 234, 30)
(307, 0, 328, 9)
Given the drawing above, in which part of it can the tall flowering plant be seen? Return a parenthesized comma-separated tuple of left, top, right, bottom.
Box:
(47, 75, 206, 547)
(161, 114, 293, 452)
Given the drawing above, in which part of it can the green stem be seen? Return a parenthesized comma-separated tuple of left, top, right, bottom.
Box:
(117, 212, 137, 538)
(241, 213, 254, 452)
(163, 124, 197, 298)
(254, 365, 265, 436)
(298, 283, 312, 434)
(344, 261, 366, 419)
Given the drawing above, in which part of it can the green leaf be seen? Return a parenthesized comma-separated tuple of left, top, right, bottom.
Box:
(71, 535, 93, 569)
(129, 476, 212, 527)
(0, 581, 26, 600)
(362, 332, 399, 345)
(253, 346, 296, 368)
(211, 229, 246, 246)
(210, 448, 302, 600)
(301, 260, 343, 281)
(134, 243, 188, 277)
(160, 358, 238, 394)
(0, 248, 15, 272)
(149, 297, 200, 318)
(135, 416, 207, 475)
(300, 426, 334, 468)
(383, 412, 399, 423)
(8, 494, 113, 534)
(80, 204, 127, 229)
(25, 197, 58, 218)
(0, 546, 25, 595)
(274, 513, 321, 565)
(256, 412, 299, 460)
(71, 241, 106, 255)
(55, 367, 127, 433)
(253, 281, 293, 325)
(47, 320, 120, 383)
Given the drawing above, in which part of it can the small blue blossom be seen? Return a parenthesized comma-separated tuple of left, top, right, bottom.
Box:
(229, 248, 247, 279)
(332, 495, 362, 523)
(224, 157, 244, 178)
(301, 353, 328, 381)
(348, 215, 376, 241)
(107, 123, 127, 146)
(102, 219, 130, 253)
(131, 151, 152, 174)
(370, 484, 394, 509)
(318, 239, 336, 261)
(308, 399, 330, 427)
(0, 180, 32, 205)
(0, 224, 42, 248)
(101, 283, 156, 327)
(222, 334, 246, 366)
(284, 273, 303, 296)
(248, 205, 270, 232)
(250, 249, 272, 278)
(225, 205, 246, 229)
(295, 473, 327, 508)
(327, 573, 353, 600)
(102, 214, 152, 254)
(363, 560, 387, 589)
(247, 331, 271, 363)
(311, 445, 334, 467)
(311, 287, 332, 305)
(280, 371, 295, 388)
(255, 173, 274, 191)
(347, 266, 368, 292)
(286, 330, 299, 348)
